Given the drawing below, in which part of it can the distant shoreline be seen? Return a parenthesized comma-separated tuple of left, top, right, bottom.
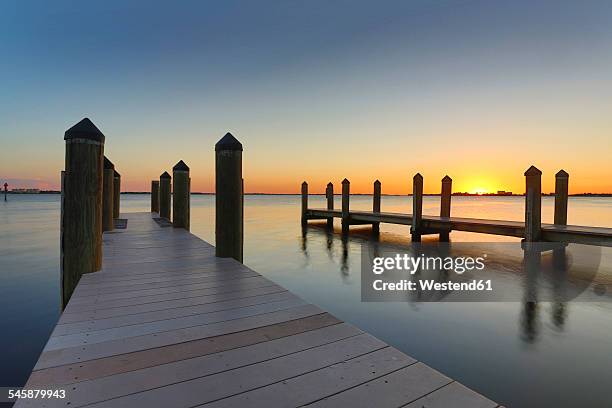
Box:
(5, 191, 612, 197)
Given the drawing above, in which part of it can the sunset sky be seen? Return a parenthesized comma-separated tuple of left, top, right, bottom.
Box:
(1, 0, 611, 194)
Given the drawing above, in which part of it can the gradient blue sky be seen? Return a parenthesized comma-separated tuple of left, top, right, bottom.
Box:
(1, 0, 611, 193)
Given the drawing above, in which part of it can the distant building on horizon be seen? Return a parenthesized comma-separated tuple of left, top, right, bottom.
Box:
(11, 188, 41, 194)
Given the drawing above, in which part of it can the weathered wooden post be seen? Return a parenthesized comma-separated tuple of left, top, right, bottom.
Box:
(524, 166, 542, 242)
(172, 160, 190, 230)
(341, 178, 350, 235)
(102, 157, 115, 232)
(3, 182, 7, 201)
(373, 180, 381, 235)
(440, 175, 452, 241)
(326, 182, 334, 229)
(159, 172, 172, 220)
(554, 170, 569, 225)
(301, 181, 308, 226)
(215, 132, 243, 262)
(411, 173, 423, 242)
(113, 170, 121, 219)
(151, 180, 160, 213)
(62, 118, 104, 306)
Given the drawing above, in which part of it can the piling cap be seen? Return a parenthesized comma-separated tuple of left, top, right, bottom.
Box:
(556, 169, 569, 178)
(524, 165, 542, 176)
(173, 160, 190, 172)
(64, 118, 105, 143)
(442, 175, 452, 182)
(215, 132, 243, 151)
(374, 179, 381, 185)
(327, 182, 333, 187)
(104, 157, 114, 169)
(413, 173, 423, 180)
(342, 178, 350, 184)
(160, 171, 171, 179)
(114, 170, 120, 178)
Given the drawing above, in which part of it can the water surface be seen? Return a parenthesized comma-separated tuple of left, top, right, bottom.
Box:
(1, 194, 611, 408)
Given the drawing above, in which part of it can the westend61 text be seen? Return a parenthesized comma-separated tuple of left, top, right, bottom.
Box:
(373, 279, 493, 292)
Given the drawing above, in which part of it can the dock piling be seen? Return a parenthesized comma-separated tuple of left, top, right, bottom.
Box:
(151, 180, 160, 213)
(113, 170, 121, 219)
(440, 175, 452, 241)
(411, 173, 423, 242)
(326, 182, 334, 229)
(102, 157, 115, 232)
(172, 160, 191, 230)
(61, 118, 105, 306)
(3, 182, 7, 201)
(159, 172, 171, 220)
(301, 181, 308, 226)
(341, 178, 350, 234)
(554, 170, 569, 225)
(524, 166, 542, 242)
(373, 180, 381, 235)
(215, 132, 243, 263)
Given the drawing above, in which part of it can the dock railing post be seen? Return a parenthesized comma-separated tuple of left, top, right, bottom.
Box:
(151, 180, 160, 213)
(440, 175, 452, 241)
(326, 182, 334, 229)
(524, 166, 542, 242)
(102, 157, 115, 232)
(411, 173, 423, 242)
(373, 180, 381, 235)
(172, 160, 191, 230)
(61, 118, 105, 306)
(113, 170, 121, 219)
(215, 132, 243, 263)
(159, 172, 172, 220)
(341, 178, 350, 235)
(301, 181, 308, 226)
(554, 170, 569, 225)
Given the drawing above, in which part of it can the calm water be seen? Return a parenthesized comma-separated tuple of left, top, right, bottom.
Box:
(1, 194, 612, 407)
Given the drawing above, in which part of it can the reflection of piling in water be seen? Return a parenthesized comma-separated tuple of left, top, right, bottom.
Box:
(521, 244, 541, 342)
(551, 246, 568, 329)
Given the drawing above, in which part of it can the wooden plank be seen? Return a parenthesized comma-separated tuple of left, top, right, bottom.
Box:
(21, 324, 363, 407)
(53, 291, 296, 335)
(47, 297, 308, 349)
(34, 304, 324, 369)
(82, 334, 387, 408)
(63, 280, 281, 313)
(28, 314, 341, 387)
(58, 285, 287, 324)
(66, 275, 272, 307)
(200, 347, 415, 408)
(403, 381, 498, 408)
(306, 362, 452, 407)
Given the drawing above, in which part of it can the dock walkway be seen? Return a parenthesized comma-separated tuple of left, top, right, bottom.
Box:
(18, 212, 498, 408)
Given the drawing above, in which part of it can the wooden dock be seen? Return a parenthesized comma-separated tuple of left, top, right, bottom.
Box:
(17, 212, 499, 408)
(301, 169, 612, 246)
(305, 208, 612, 246)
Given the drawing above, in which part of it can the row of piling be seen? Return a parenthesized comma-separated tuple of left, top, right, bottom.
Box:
(61, 118, 245, 307)
(301, 165, 570, 243)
